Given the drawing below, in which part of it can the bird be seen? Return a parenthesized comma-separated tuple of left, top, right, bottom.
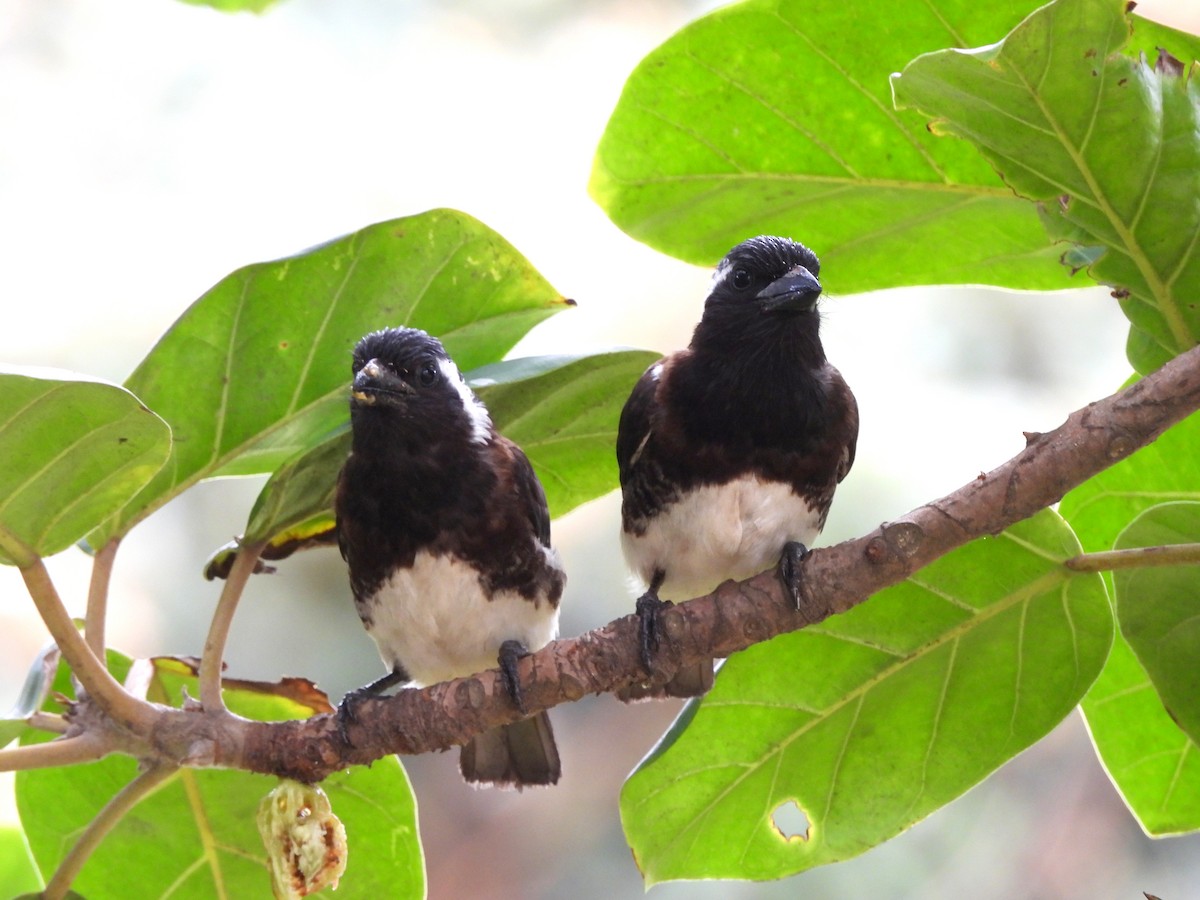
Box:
(335, 326, 564, 788)
(617, 235, 858, 699)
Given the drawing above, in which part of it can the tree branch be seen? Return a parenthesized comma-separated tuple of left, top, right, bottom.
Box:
(85, 539, 119, 662)
(19, 559, 157, 734)
(222, 341, 1200, 782)
(33, 343, 1200, 784)
(1065, 542, 1200, 571)
(199, 537, 267, 712)
(0, 734, 109, 773)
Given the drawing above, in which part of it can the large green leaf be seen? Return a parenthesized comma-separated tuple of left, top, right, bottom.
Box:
(0, 369, 170, 567)
(621, 510, 1111, 884)
(1112, 502, 1200, 745)
(18, 653, 424, 899)
(1081, 632, 1200, 835)
(1061, 403, 1200, 835)
(93, 209, 569, 547)
(0, 826, 42, 896)
(893, 0, 1200, 374)
(590, 0, 1086, 292)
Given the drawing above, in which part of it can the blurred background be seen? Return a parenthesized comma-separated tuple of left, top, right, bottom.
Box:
(2, 0, 1199, 897)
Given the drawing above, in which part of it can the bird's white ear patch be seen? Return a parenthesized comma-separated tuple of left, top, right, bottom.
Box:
(711, 259, 733, 291)
(438, 357, 492, 445)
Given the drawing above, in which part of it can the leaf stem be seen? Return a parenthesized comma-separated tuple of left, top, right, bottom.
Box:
(85, 539, 119, 662)
(0, 734, 108, 773)
(28, 712, 69, 734)
(199, 539, 267, 712)
(41, 763, 177, 900)
(19, 558, 156, 733)
(1064, 543, 1200, 572)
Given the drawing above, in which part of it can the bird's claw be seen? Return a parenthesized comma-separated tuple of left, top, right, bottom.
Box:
(335, 666, 407, 746)
(778, 541, 811, 610)
(498, 639, 530, 714)
(634, 590, 669, 674)
(335, 688, 367, 746)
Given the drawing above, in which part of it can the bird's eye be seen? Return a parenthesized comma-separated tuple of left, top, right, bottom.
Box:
(731, 268, 752, 290)
(418, 362, 439, 387)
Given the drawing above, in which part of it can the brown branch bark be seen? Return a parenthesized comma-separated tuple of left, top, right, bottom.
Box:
(9, 342, 1200, 784)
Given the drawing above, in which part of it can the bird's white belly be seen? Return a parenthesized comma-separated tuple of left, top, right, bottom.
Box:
(364, 550, 560, 686)
(622, 476, 821, 601)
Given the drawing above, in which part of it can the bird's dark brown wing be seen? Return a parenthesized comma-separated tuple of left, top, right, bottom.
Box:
(616, 362, 661, 487)
(832, 368, 859, 483)
(504, 435, 553, 549)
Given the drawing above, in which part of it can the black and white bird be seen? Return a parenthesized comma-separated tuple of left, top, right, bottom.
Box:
(617, 235, 858, 698)
(335, 327, 564, 788)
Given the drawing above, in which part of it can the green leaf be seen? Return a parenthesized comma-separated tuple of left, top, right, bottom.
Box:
(242, 429, 348, 546)
(0, 825, 43, 895)
(1112, 502, 1200, 745)
(892, 0, 1200, 374)
(621, 509, 1111, 884)
(1060, 403, 1200, 555)
(0, 368, 170, 566)
(176, 0, 281, 12)
(473, 350, 661, 518)
(1081, 631, 1200, 835)
(205, 349, 658, 574)
(18, 652, 424, 899)
(95, 209, 569, 547)
(1061, 395, 1200, 833)
(590, 0, 1088, 293)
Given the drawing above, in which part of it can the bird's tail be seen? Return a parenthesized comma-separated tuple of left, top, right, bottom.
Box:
(459, 711, 560, 789)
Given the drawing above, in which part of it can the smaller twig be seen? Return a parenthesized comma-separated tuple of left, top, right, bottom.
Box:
(85, 539, 119, 662)
(199, 538, 267, 713)
(0, 734, 109, 773)
(41, 763, 177, 900)
(28, 711, 69, 734)
(1064, 542, 1200, 572)
(20, 559, 156, 733)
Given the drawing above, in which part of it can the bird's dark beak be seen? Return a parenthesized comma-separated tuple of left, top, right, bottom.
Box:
(756, 265, 821, 313)
(351, 359, 413, 406)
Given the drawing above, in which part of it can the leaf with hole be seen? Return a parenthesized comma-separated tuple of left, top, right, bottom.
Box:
(0, 368, 170, 567)
(621, 509, 1111, 883)
(92, 209, 570, 548)
(892, 0, 1200, 373)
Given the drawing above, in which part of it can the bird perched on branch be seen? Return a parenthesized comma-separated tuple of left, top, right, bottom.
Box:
(335, 327, 564, 788)
(617, 235, 858, 699)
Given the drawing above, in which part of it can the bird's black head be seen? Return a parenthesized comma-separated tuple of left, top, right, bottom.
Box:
(348, 327, 492, 449)
(710, 236, 821, 314)
(692, 235, 824, 357)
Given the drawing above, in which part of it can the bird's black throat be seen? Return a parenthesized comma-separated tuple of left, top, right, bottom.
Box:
(674, 308, 832, 452)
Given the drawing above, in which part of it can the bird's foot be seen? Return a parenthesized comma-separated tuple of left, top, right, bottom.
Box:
(778, 541, 811, 611)
(498, 639, 530, 715)
(634, 590, 670, 674)
(336, 667, 407, 745)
